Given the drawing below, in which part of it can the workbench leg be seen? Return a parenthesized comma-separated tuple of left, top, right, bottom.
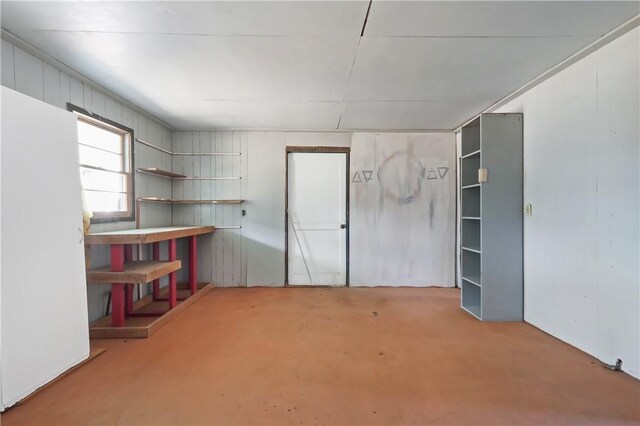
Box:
(168, 239, 177, 309)
(152, 242, 160, 300)
(124, 245, 134, 316)
(110, 244, 125, 327)
(189, 236, 197, 295)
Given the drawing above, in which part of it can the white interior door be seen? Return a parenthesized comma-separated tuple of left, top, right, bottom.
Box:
(1, 87, 89, 410)
(288, 152, 347, 286)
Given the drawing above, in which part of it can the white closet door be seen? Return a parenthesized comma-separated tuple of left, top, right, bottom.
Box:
(1, 87, 89, 410)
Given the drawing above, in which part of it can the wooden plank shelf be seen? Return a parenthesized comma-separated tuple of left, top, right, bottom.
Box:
(135, 138, 240, 156)
(89, 283, 212, 339)
(172, 199, 243, 204)
(138, 197, 243, 205)
(86, 260, 181, 284)
(137, 168, 240, 181)
(175, 176, 241, 180)
(137, 168, 186, 179)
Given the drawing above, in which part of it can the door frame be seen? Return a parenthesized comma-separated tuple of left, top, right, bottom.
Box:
(285, 146, 351, 287)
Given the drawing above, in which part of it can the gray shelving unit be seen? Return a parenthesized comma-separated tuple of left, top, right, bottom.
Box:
(460, 113, 523, 321)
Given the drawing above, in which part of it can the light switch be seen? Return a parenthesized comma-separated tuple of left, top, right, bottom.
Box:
(524, 203, 532, 216)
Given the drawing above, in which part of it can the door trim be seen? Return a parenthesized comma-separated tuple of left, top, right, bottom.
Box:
(285, 146, 350, 287)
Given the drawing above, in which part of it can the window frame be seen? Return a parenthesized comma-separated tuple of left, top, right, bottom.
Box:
(67, 103, 135, 223)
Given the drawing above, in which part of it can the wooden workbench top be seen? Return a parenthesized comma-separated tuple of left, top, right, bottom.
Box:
(85, 226, 215, 245)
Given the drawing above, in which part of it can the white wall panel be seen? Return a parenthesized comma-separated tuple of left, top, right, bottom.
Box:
(171, 131, 246, 287)
(495, 27, 639, 378)
(350, 133, 456, 286)
(13, 46, 43, 101)
(245, 132, 287, 286)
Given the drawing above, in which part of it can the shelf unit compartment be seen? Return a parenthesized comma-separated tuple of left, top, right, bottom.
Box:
(461, 117, 480, 156)
(461, 250, 481, 286)
(461, 150, 480, 159)
(462, 219, 481, 252)
(461, 156, 480, 187)
(461, 185, 480, 218)
(461, 280, 482, 319)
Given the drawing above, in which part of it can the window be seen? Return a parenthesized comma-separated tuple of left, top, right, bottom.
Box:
(68, 104, 134, 222)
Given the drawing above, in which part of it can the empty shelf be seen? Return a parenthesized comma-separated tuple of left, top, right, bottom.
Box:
(462, 246, 481, 254)
(461, 303, 482, 319)
(462, 216, 481, 220)
(137, 168, 186, 179)
(462, 275, 481, 287)
(87, 260, 181, 284)
(461, 149, 481, 159)
(138, 197, 243, 204)
(137, 168, 240, 180)
(136, 138, 240, 156)
(137, 197, 172, 203)
(172, 199, 243, 204)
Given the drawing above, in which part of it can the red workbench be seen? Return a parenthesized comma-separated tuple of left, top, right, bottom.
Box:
(85, 226, 214, 336)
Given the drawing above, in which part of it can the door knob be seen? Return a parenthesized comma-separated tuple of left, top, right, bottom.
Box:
(340, 224, 347, 229)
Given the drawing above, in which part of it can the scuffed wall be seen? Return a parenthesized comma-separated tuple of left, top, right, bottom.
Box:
(239, 131, 456, 287)
(494, 27, 639, 378)
(350, 133, 456, 286)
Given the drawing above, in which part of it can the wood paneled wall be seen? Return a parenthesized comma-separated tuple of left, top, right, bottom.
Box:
(171, 131, 247, 287)
(1, 39, 173, 321)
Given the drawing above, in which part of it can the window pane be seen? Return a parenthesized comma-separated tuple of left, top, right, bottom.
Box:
(85, 190, 127, 213)
(79, 145, 123, 172)
(81, 167, 126, 193)
(78, 120, 122, 154)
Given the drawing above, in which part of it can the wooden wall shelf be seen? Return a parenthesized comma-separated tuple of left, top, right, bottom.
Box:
(137, 168, 187, 179)
(138, 197, 243, 205)
(86, 260, 181, 284)
(137, 168, 240, 180)
(136, 138, 240, 156)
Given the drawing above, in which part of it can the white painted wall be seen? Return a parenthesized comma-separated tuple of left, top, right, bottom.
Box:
(182, 131, 455, 286)
(171, 131, 247, 287)
(246, 132, 352, 286)
(495, 28, 639, 378)
(1, 39, 174, 322)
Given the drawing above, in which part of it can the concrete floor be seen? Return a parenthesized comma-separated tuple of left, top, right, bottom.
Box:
(3, 287, 639, 425)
